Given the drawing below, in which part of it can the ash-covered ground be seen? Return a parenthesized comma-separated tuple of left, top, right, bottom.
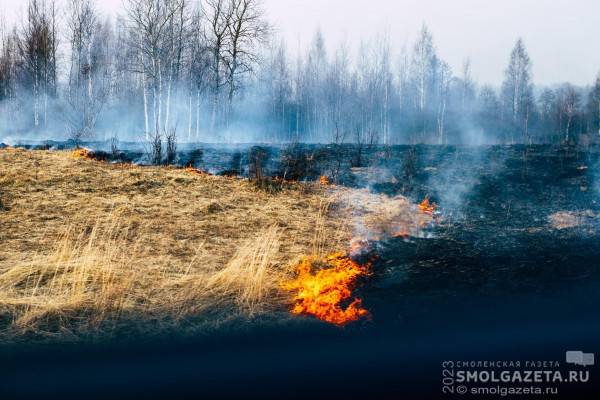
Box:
(1, 143, 599, 398)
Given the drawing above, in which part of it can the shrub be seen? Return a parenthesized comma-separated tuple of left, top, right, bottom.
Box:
(150, 131, 162, 165)
(166, 129, 177, 165)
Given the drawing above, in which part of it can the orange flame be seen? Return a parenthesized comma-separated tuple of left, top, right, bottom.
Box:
(185, 166, 210, 176)
(418, 197, 436, 216)
(319, 175, 331, 185)
(282, 252, 370, 325)
(71, 148, 93, 160)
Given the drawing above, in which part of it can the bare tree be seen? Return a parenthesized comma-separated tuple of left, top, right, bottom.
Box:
(64, 0, 104, 144)
(538, 88, 557, 139)
(376, 35, 392, 145)
(501, 38, 533, 143)
(165, 128, 177, 164)
(437, 61, 452, 144)
(0, 22, 18, 102)
(125, 0, 185, 138)
(459, 58, 476, 115)
(203, 0, 232, 132)
(224, 0, 269, 120)
(411, 24, 435, 113)
(476, 85, 501, 140)
(18, 0, 58, 128)
(187, 7, 211, 140)
(558, 84, 580, 142)
(409, 24, 437, 140)
(260, 39, 291, 140)
(163, 0, 190, 131)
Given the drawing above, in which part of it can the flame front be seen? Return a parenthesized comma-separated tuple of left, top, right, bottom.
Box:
(319, 175, 331, 185)
(418, 197, 436, 216)
(282, 252, 370, 325)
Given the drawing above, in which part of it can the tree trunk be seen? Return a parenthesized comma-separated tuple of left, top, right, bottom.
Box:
(187, 89, 193, 140)
(140, 36, 149, 139)
(196, 89, 201, 139)
(165, 59, 173, 131)
(157, 58, 163, 135)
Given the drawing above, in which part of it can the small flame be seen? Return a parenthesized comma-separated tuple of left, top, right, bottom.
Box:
(282, 252, 370, 325)
(71, 148, 93, 160)
(418, 197, 436, 216)
(319, 175, 330, 185)
(185, 166, 209, 176)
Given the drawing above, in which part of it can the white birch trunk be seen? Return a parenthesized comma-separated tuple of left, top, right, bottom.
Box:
(157, 58, 162, 135)
(187, 90, 192, 140)
(196, 89, 201, 139)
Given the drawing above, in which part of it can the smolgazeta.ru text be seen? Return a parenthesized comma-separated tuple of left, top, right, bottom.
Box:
(456, 370, 589, 384)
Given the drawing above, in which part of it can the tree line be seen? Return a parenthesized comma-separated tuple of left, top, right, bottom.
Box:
(1, 0, 599, 145)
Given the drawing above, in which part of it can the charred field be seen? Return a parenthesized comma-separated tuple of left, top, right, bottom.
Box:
(1, 143, 600, 398)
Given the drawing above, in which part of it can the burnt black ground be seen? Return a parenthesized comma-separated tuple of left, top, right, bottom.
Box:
(1, 144, 600, 399)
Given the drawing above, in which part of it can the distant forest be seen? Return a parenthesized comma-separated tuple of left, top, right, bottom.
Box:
(1, 0, 600, 145)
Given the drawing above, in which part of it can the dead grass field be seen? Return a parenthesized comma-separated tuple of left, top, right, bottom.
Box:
(0, 148, 428, 342)
(0, 148, 358, 342)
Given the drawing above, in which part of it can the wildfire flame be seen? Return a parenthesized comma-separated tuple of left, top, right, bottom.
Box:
(71, 148, 93, 160)
(284, 193, 439, 325)
(282, 252, 371, 325)
(185, 166, 210, 176)
(319, 175, 331, 185)
(418, 197, 436, 216)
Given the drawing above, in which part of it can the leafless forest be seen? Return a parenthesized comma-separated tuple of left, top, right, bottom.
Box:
(0, 0, 599, 145)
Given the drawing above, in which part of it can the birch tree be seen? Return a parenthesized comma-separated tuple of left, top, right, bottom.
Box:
(410, 24, 437, 140)
(203, 0, 232, 132)
(558, 84, 580, 142)
(224, 0, 269, 122)
(65, 0, 99, 142)
(187, 8, 211, 140)
(437, 61, 452, 144)
(410, 25, 435, 113)
(18, 0, 58, 128)
(126, 0, 184, 138)
(0, 23, 18, 102)
(501, 38, 533, 143)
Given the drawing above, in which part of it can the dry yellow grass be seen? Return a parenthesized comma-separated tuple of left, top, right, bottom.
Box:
(0, 148, 353, 341)
(0, 148, 428, 342)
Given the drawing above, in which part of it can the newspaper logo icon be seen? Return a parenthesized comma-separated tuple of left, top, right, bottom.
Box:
(566, 351, 595, 367)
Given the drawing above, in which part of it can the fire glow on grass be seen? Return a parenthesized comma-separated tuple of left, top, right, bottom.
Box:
(319, 175, 331, 185)
(282, 252, 371, 326)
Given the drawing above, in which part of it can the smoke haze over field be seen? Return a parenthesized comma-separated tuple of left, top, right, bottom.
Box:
(3, 0, 600, 85)
(0, 0, 599, 144)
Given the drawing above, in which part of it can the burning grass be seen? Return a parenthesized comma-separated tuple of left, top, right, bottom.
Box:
(335, 189, 435, 250)
(282, 192, 435, 325)
(0, 147, 432, 340)
(71, 148, 94, 160)
(319, 175, 331, 185)
(282, 252, 371, 325)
